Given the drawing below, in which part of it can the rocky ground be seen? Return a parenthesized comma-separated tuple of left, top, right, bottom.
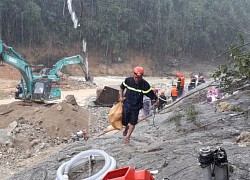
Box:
(0, 97, 112, 180)
(4, 85, 250, 180)
(0, 63, 250, 180)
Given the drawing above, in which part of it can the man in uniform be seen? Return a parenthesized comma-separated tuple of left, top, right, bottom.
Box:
(119, 66, 158, 143)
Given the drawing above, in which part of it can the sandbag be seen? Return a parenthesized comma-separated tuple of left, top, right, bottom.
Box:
(108, 102, 123, 130)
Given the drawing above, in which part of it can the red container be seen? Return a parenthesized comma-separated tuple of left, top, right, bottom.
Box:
(134, 170, 155, 180)
(102, 166, 155, 180)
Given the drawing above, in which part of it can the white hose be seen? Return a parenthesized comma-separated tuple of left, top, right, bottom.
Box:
(56, 149, 116, 180)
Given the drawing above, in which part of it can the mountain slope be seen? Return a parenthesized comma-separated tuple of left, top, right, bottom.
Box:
(10, 88, 250, 179)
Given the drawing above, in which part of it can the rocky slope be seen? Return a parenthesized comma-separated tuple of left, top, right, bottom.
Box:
(8, 86, 250, 180)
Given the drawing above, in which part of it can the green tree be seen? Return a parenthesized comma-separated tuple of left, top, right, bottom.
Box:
(212, 35, 250, 92)
(1, 0, 250, 62)
(96, 0, 128, 60)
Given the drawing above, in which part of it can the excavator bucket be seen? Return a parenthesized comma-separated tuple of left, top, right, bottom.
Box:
(95, 86, 119, 106)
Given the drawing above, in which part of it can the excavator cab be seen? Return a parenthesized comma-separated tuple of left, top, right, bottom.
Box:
(40, 68, 51, 76)
(33, 78, 61, 102)
(14, 78, 61, 102)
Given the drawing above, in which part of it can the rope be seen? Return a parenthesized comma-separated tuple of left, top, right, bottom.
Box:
(158, 96, 169, 102)
(158, 81, 219, 114)
(98, 82, 221, 136)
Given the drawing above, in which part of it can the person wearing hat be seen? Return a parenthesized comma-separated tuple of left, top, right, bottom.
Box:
(119, 66, 158, 143)
(171, 85, 178, 102)
(176, 72, 185, 97)
(188, 74, 197, 91)
(197, 75, 205, 86)
(151, 87, 159, 106)
(158, 90, 167, 110)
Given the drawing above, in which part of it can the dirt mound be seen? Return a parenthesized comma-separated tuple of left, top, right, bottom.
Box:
(0, 98, 107, 179)
(0, 101, 97, 139)
(36, 101, 96, 138)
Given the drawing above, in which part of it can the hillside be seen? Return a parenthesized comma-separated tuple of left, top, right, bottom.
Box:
(1, 0, 250, 178)
(0, 54, 249, 179)
(7, 84, 250, 180)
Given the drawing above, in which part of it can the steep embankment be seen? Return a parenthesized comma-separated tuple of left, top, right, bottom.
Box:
(10, 85, 250, 179)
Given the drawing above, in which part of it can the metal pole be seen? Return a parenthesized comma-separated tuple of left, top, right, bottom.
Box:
(21, 11, 28, 46)
(21, 12, 24, 46)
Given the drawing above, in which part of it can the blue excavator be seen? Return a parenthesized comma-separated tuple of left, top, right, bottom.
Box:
(0, 40, 61, 102)
(34, 54, 90, 82)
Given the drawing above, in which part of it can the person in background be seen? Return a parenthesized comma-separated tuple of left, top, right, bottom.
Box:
(15, 84, 23, 99)
(171, 85, 178, 102)
(153, 87, 158, 95)
(119, 66, 158, 143)
(158, 90, 167, 110)
(197, 76, 205, 86)
(152, 87, 159, 106)
(143, 95, 152, 116)
(176, 72, 185, 97)
(188, 74, 197, 91)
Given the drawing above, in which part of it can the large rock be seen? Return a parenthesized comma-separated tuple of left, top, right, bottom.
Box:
(216, 101, 231, 112)
(236, 131, 250, 146)
(65, 95, 78, 105)
(0, 129, 13, 145)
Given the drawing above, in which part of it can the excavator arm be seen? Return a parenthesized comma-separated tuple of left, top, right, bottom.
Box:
(44, 55, 89, 81)
(0, 40, 34, 99)
(0, 40, 61, 102)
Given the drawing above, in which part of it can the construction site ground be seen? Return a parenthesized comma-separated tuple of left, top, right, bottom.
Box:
(0, 63, 250, 180)
(0, 64, 173, 179)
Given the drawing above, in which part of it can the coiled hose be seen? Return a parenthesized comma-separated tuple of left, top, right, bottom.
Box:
(56, 149, 116, 180)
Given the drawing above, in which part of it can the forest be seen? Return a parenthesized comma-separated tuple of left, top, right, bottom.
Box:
(1, 0, 250, 63)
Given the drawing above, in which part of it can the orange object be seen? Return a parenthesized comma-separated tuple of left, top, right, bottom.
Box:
(133, 66, 144, 77)
(134, 169, 154, 180)
(176, 72, 183, 78)
(171, 86, 178, 97)
(180, 76, 185, 86)
(103, 166, 155, 180)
